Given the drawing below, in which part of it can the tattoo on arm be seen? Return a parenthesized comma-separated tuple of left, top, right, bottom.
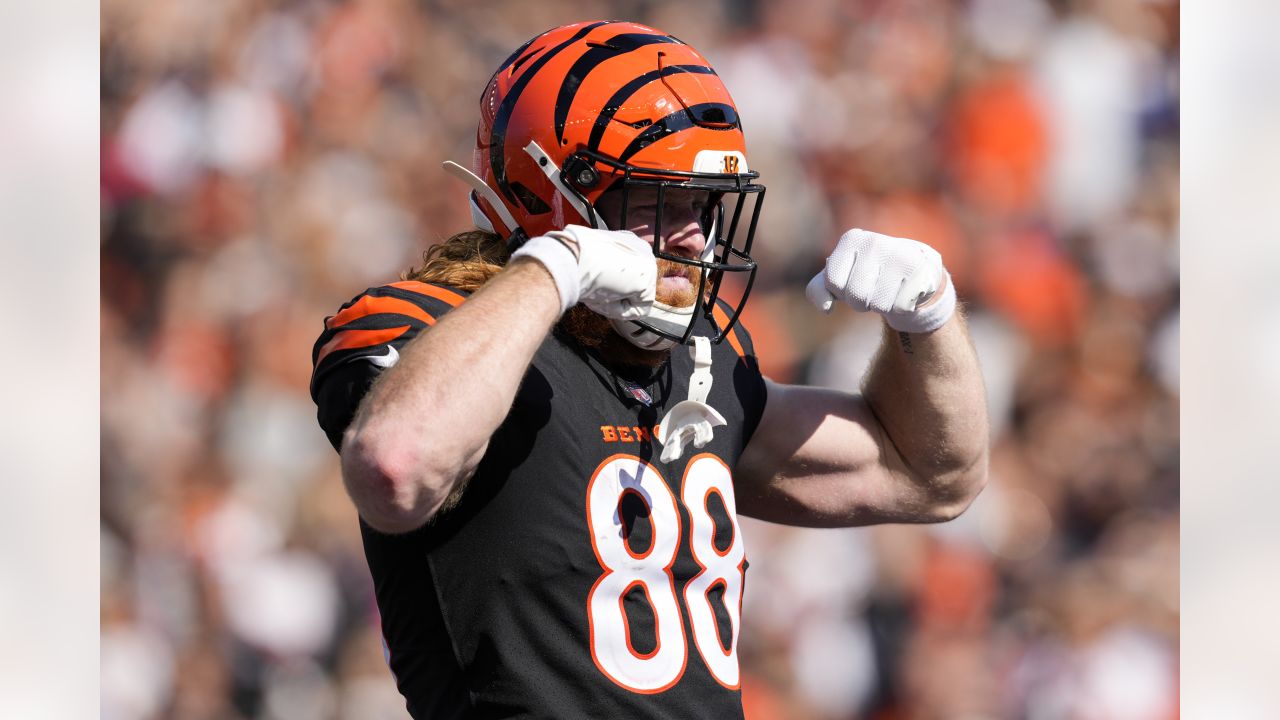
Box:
(897, 331, 914, 355)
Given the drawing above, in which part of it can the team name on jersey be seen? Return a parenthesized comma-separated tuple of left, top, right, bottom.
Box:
(600, 424, 660, 443)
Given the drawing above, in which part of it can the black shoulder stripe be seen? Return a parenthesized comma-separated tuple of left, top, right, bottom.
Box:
(322, 313, 432, 335)
(553, 33, 682, 146)
(366, 284, 470, 312)
(310, 313, 431, 372)
(586, 64, 716, 153)
(313, 283, 467, 361)
(490, 21, 615, 206)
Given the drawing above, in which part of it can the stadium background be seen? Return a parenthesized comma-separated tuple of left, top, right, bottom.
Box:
(100, 1, 1179, 718)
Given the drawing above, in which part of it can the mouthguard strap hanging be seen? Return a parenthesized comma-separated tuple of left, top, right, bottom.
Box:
(687, 335, 714, 405)
(657, 336, 726, 463)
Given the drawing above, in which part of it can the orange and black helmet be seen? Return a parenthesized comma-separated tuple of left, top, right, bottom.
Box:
(446, 20, 765, 346)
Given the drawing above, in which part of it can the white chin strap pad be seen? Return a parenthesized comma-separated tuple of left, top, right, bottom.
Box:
(610, 300, 693, 351)
(657, 336, 726, 462)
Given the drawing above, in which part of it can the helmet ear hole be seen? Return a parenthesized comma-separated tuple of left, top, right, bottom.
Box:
(510, 182, 551, 215)
(564, 155, 600, 191)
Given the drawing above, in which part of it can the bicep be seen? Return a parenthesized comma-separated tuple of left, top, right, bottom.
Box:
(733, 379, 940, 527)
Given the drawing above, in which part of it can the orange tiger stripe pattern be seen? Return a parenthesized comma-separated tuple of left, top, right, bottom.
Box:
(315, 325, 411, 367)
(314, 282, 469, 369)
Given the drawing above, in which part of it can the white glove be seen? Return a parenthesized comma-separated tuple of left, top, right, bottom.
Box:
(805, 228, 956, 334)
(510, 224, 657, 319)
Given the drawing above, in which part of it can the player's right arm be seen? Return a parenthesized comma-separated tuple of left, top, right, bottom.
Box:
(339, 258, 560, 533)
(338, 226, 657, 534)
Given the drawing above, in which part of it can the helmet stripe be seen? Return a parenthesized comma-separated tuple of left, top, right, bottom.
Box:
(553, 33, 682, 146)
(483, 35, 539, 101)
(490, 21, 615, 206)
(618, 103, 740, 163)
(585, 65, 717, 154)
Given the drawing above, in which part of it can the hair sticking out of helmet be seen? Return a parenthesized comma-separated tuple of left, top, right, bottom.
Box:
(445, 20, 766, 348)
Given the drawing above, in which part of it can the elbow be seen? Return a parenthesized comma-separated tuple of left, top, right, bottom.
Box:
(339, 424, 453, 534)
(920, 448, 990, 523)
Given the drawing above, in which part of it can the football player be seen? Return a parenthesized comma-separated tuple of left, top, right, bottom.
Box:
(310, 20, 988, 719)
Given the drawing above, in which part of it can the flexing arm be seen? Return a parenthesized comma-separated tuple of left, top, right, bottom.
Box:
(341, 226, 656, 533)
(736, 230, 989, 526)
(340, 259, 561, 533)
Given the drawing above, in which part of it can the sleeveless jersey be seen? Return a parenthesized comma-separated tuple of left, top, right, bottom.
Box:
(311, 281, 768, 719)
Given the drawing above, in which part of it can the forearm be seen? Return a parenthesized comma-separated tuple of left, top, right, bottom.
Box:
(861, 310, 989, 509)
(341, 258, 561, 531)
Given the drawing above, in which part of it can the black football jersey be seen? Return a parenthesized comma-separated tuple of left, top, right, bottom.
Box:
(311, 281, 768, 719)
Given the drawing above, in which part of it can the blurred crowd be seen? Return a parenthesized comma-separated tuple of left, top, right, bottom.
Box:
(100, 0, 1179, 718)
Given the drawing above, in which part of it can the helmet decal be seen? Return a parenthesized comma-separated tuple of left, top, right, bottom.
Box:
(553, 33, 685, 146)
(584, 64, 718, 153)
(618, 103, 740, 163)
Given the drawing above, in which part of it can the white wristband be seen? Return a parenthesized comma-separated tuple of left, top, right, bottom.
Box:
(509, 234, 580, 315)
(885, 273, 956, 334)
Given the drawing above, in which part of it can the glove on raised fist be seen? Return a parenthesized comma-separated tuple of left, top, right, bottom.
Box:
(511, 224, 657, 319)
(805, 228, 956, 334)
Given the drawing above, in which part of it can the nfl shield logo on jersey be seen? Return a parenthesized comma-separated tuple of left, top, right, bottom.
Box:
(621, 380, 653, 407)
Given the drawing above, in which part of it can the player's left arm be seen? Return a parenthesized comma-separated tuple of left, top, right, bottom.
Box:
(735, 230, 989, 526)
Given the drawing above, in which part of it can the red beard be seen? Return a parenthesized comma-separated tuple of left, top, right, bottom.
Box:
(558, 260, 708, 368)
(655, 258, 704, 308)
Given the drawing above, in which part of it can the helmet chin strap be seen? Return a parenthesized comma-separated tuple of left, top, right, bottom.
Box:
(612, 225, 719, 352)
(608, 301, 692, 352)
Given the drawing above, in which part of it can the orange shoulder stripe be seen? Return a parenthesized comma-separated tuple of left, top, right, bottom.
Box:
(711, 303, 746, 358)
(326, 295, 439, 331)
(315, 325, 410, 368)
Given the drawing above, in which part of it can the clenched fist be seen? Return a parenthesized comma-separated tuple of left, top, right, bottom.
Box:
(511, 225, 657, 319)
(805, 228, 956, 334)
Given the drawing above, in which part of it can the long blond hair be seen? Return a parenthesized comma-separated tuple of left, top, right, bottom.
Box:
(402, 227, 667, 367)
(403, 230, 508, 292)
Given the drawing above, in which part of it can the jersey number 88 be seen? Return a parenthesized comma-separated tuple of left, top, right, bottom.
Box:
(585, 453, 746, 693)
